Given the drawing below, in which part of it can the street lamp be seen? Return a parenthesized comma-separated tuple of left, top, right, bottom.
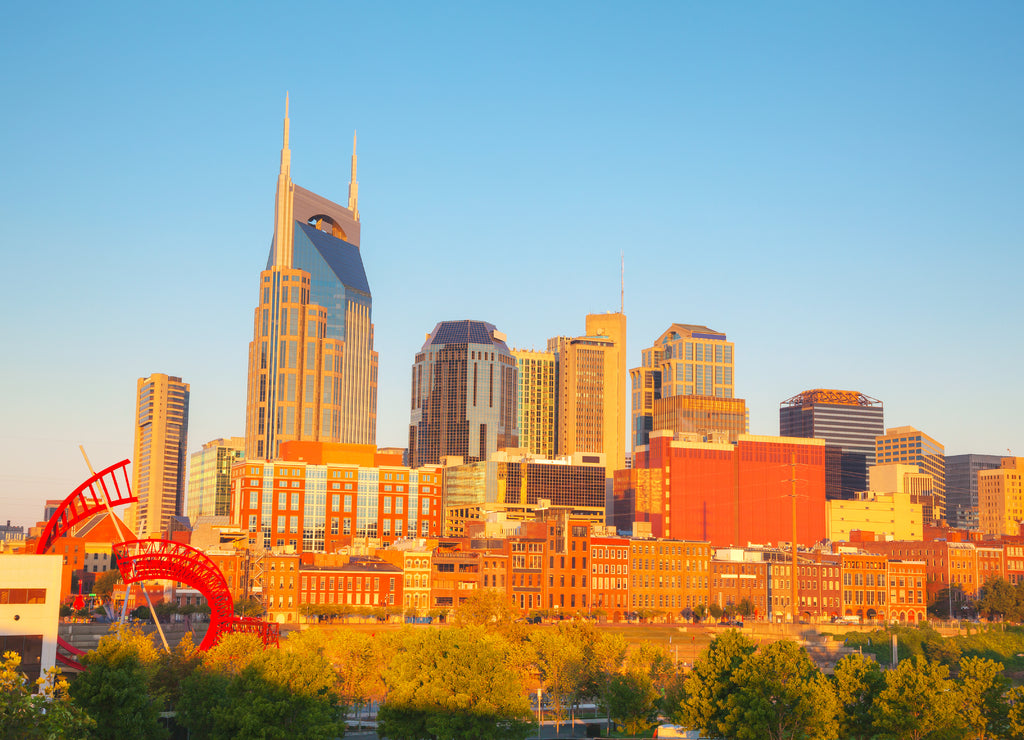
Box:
(536, 687, 542, 729)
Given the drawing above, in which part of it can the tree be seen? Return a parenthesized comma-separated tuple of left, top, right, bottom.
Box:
(708, 603, 724, 620)
(94, 570, 122, 603)
(978, 577, 1020, 621)
(681, 629, 757, 737)
(604, 671, 659, 736)
(871, 655, 962, 740)
(530, 622, 625, 723)
(0, 651, 95, 739)
(737, 597, 756, 618)
(150, 632, 201, 712)
(930, 586, 969, 620)
(693, 603, 707, 622)
(310, 628, 385, 719)
(660, 669, 689, 725)
(378, 626, 535, 740)
(530, 627, 586, 724)
(832, 653, 884, 740)
(922, 633, 963, 667)
(451, 588, 518, 631)
(626, 642, 674, 690)
(955, 656, 1008, 740)
(723, 639, 839, 740)
(234, 596, 264, 617)
(1006, 685, 1024, 739)
(68, 625, 167, 740)
(177, 632, 343, 740)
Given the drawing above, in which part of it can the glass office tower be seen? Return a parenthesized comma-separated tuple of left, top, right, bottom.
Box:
(408, 320, 519, 468)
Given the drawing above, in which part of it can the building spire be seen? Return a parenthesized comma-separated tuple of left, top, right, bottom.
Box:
(272, 93, 295, 267)
(348, 130, 359, 220)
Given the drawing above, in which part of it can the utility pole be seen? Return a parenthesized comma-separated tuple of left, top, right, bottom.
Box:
(791, 453, 798, 624)
(80, 446, 170, 652)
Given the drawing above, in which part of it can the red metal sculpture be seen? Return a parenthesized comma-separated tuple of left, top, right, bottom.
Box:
(35, 459, 134, 555)
(42, 460, 279, 654)
(112, 539, 237, 650)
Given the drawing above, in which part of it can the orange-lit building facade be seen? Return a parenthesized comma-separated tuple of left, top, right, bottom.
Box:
(617, 431, 826, 547)
(430, 545, 481, 610)
(590, 536, 630, 619)
(711, 551, 768, 618)
(632, 539, 711, 616)
(840, 551, 889, 621)
(794, 551, 842, 621)
(886, 559, 927, 622)
(543, 520, 592, 614)
(300, 557, 403, 612)
(232, 442, 442, 554)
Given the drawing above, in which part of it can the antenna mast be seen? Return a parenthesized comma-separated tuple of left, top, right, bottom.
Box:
(620, 251, 625, 313)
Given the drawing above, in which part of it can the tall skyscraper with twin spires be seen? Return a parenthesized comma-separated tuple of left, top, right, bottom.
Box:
(244, 97, 378, 460)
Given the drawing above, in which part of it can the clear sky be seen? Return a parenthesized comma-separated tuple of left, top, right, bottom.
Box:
(2, 2, 1022, 529)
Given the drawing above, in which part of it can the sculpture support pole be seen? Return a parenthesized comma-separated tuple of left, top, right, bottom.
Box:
(80, 446, 170, 652)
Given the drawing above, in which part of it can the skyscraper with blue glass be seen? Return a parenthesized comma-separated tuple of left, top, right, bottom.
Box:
(245, 98, 377, 460)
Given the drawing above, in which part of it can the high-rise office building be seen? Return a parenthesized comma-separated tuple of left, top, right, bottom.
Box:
(245, 98, 377, 460)
(548, 312, 627, 473)
(130, 374, 190, 537)
(875, 426, 945, 524)
(408, 320, 519, 468)
(629, 324, 734, 450)
(442, 449, 607, 536)
(653, 395, 748, 443)
(511, 348, 557, 458)
(779, 389, 884, 499)
(946, 454, 1002, 531)
(187, 437, 245, 522)
(978, 457, 1024, 537)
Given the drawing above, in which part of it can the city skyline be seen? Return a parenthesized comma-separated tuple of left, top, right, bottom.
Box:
(3, 3, 1023, 527)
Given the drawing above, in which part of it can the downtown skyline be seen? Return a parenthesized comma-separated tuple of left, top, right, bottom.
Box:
(2, 2, 1023, 528)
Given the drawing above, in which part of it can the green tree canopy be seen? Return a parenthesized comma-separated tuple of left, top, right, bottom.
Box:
(978, 577, 1021, 621)
(177, 631, 343, 740)
(681, 629, 757, 737)
(68, 625, 166, 740)
(451, 588, 518, 630)
(233, 596, 264, 617)
(0, 651, 95, 740)
(378, 625, 535, 740)
(871, 655, 962, 740)
(723, 639, 838, 740)
(530, 621, 625, 719)
(605, 671, 659, 736)
(955, 656, 1008, 740)
(93, 569, 121, 602)
(832, 653, 884, 740)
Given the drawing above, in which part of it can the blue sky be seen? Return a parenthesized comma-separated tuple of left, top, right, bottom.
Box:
(1, 2, 1022, 528)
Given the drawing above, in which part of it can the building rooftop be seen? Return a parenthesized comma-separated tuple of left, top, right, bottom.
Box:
(421, 320, 508, 351)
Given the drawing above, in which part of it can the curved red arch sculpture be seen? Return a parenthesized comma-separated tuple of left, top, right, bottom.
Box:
(113, 539, 235, 650)
(36, 459, 135, 554)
